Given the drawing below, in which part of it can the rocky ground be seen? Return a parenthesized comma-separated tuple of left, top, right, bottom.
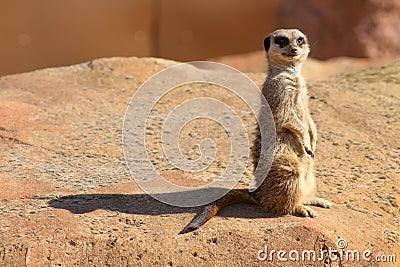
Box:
(0, 56, 399, 266)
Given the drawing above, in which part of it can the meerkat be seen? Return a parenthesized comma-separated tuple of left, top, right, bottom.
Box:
(180, 29, 331, 234)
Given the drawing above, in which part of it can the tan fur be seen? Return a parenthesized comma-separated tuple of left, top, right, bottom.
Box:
(180, 29, 331, 234)
(180, 190, 257, 234)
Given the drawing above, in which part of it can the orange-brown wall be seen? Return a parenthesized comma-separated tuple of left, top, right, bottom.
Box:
(0, 0, 280, 76)
(157, 0, 281, 61)
(0, 0, 153, 75)
(2, 0, 398, 76)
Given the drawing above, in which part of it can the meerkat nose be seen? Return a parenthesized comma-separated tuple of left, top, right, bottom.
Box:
(291, 47, 298, 54)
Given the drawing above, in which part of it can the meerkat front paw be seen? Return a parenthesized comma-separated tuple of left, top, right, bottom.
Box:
(303, 137, 314, 158)
(294, 205, 318, 218)
(305, 147, 314, 158)
(311, 140, 317, 152)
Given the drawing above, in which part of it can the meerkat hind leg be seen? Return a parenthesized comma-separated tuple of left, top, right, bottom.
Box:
(294, 205, 318, 218)
(303, 198, 332, 209)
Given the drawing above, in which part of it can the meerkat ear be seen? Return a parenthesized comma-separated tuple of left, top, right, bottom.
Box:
(264, 36, 271, 51)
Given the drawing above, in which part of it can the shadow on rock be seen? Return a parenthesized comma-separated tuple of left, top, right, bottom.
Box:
(48, 188, 275, 219)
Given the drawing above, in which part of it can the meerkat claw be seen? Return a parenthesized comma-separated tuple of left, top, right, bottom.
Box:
(305, 147, 314, 158)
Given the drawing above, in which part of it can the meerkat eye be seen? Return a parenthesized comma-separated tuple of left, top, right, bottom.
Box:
(297, 37, 304, 45)
(275, 36, 289, 48)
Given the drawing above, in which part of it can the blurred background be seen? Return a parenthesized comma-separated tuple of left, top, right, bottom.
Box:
(1, 0, 399, 76)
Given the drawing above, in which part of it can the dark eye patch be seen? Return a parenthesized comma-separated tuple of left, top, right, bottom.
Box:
(297, 37, 305, 45)
(274, 36, 289, 48)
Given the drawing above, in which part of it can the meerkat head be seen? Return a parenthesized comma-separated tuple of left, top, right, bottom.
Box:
(264, 29, 310, 64)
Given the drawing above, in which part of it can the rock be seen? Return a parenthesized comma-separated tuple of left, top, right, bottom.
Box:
(279, 0, 400, 59)
(0, 57, 399, 265)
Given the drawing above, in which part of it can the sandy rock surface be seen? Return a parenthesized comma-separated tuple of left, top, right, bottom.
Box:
(0, 57, 399, 266)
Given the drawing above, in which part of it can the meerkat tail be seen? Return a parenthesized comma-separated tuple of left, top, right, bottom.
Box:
(179, 190, 258, 234)
(179, 203, 219, 234)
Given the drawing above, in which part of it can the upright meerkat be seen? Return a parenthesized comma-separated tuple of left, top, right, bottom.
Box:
(180, 29, 331, 234)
